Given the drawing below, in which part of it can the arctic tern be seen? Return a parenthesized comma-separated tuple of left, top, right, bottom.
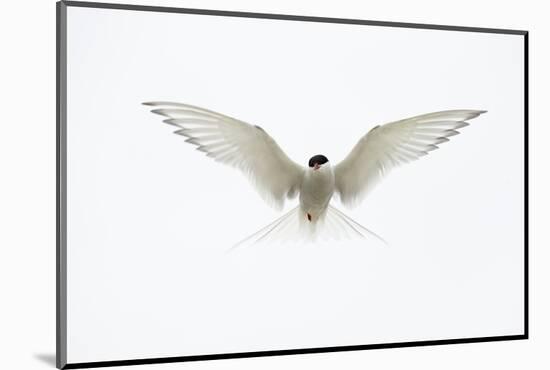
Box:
(143, 102, 485, 246)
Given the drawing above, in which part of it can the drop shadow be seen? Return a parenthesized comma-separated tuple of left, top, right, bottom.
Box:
(34, 353, 56, 367)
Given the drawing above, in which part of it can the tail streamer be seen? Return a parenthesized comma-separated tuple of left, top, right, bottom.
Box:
(228, 206, 387, 252)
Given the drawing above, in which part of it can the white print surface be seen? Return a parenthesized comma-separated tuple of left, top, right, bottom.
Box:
(66, 6, 524, 363)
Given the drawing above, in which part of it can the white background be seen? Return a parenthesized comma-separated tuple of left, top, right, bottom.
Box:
(64, 4, 524, 364)
(0, 0, 547, 370)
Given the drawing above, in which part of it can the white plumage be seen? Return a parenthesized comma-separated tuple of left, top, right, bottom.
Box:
(144, 102, 486, 247)
(334, 110, 486, 207)
(143, 101, 303, 210)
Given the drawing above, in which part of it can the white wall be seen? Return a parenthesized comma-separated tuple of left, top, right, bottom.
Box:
(0, 0, 547, 369)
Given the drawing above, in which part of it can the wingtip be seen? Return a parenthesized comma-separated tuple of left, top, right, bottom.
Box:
(142, 101, 175, 107)
(150, 109, 170, 117)
(471, 110, 487, 119)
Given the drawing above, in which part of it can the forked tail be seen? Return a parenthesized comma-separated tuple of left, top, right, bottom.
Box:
(325, 205, 387, 244)
(229, 205, 387, 252)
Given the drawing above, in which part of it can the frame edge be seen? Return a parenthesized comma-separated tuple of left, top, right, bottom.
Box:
(56, 1, 68, 369)
(62, 0, 527, 35)
(523, 31, 529, 339)
(62, 335, 527, 369)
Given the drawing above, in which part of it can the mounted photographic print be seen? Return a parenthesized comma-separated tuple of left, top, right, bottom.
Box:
(57, 1, 528, 368)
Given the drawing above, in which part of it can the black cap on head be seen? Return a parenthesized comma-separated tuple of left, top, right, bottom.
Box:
(308, 154, 329, 168)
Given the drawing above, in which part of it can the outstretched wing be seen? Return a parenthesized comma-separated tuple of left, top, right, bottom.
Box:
(144, 102, 304, 210)
(334, 110, 486, 208)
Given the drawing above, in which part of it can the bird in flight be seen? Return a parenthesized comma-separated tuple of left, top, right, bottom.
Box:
(143, 102, 485, 247)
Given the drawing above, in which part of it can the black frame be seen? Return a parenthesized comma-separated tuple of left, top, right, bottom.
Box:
(56, 1, 529, 368)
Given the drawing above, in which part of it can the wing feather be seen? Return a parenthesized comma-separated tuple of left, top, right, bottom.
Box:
(144, 102, 304, 209)
(334, 110, 486, 208)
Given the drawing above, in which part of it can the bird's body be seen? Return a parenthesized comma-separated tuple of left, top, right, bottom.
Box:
(299, 162, 335, 224)
(144, 101, 486, 247)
